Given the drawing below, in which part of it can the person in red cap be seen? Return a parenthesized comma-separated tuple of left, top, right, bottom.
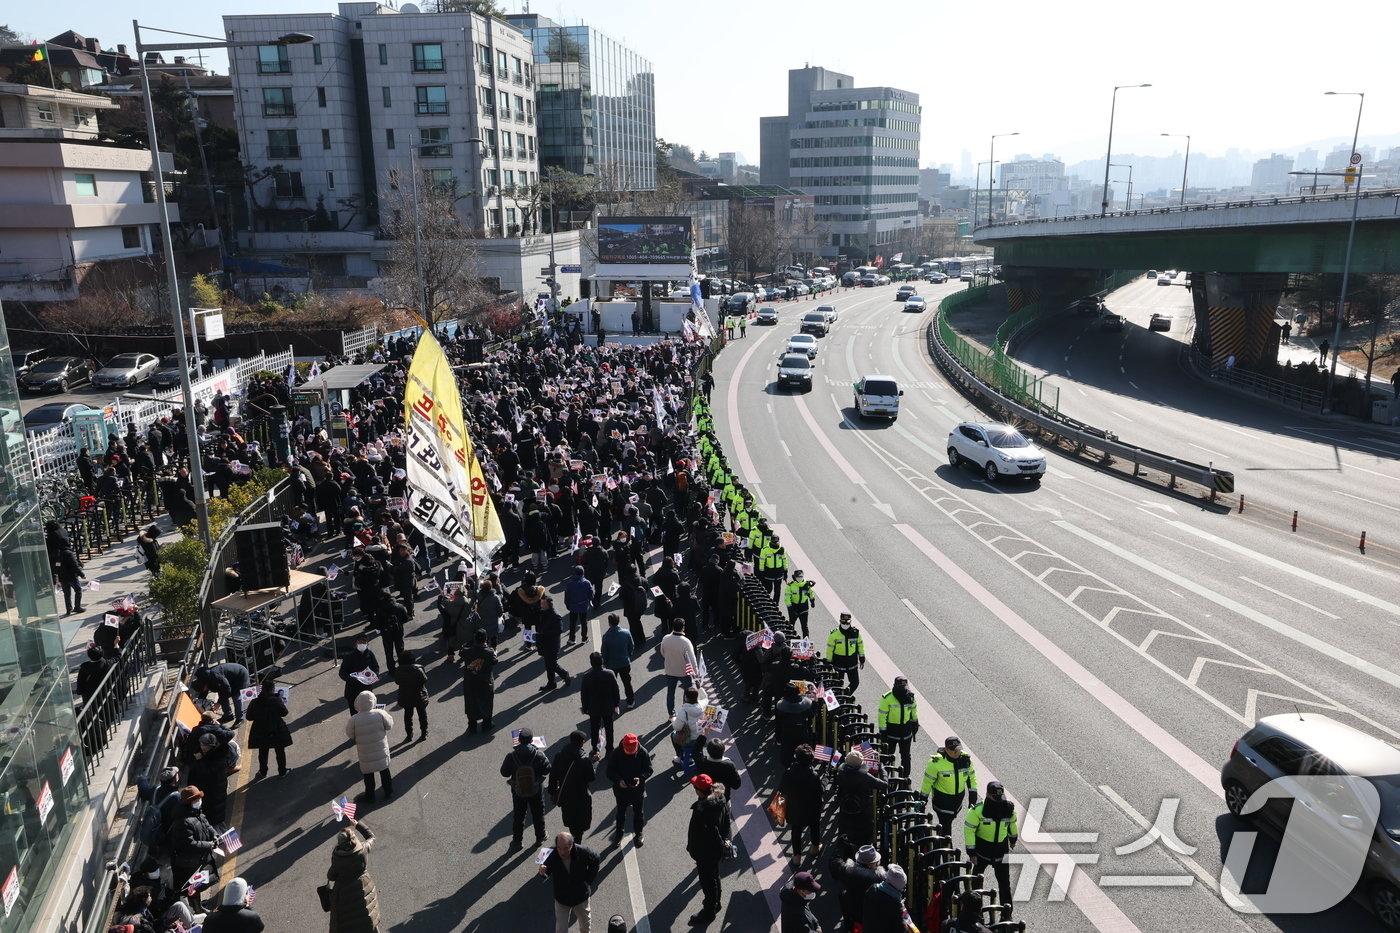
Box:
(685, 772, 732, 925)
(606, 733, 652, 847)
(779, 871, 823, 933)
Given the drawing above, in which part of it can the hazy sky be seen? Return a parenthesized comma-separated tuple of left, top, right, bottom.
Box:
(12, 0, 1397, 170)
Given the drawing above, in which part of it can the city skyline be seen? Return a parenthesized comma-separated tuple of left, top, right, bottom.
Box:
(8, 0, 1399, 178)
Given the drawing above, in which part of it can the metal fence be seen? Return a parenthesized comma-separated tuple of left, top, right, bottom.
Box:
(1190, 347, 1325, 410)
(340, 324, 379, 356)
(74, 612, 156, 782)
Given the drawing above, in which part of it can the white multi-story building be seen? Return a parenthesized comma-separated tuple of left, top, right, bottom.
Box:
(1000, 155, 1069, 217)
(760, 66, 920, 265)
(0, 82, 179, 304)
(224, 2, 539, 283)
(1250, 153, 1293, 193)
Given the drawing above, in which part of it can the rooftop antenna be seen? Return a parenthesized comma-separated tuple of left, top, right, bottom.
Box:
(1295, 704, 1304, 721)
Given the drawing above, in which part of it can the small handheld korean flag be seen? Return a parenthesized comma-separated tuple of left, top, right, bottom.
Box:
(183, 868, 211, 894)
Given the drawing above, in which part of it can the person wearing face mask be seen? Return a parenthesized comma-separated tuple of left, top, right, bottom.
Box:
(340, 636, 381, 714)
(835, 751, 888, 847)
(825, 613, 865, 692)
(684, 773, 731, 925)
(876, 676, 918, 776)
(964, 781, 1019, 917)
(168, 786, 221, 912)
(922, 736, 978, 839)
(201, 876, 264, 933)
(779, 871, 824, 933)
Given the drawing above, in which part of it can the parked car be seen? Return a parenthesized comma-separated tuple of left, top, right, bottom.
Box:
(903, 296, 928, 313)
(947, 422, 1046, 483)
(1099, 312, 1125, 330)
(775, 353, 814, 391)
(853, 375, 902, 420)
(800, 312, 830, 337)
(755, 307, 780, 325)
(92, 352, 161, 389)
(785, 333, 819, 359)
(792, 283, 810, 296)
(23, 402, 94, 433)
(20, 356, 95, 393)
(1221, 713, 1400, 929)
(875, 275, 891, 286)
(721, 292, 755, 314)
(816, 304, 838, 324)
(10, 348, 48, 378)
(1149, 313, 1172, 331)
(860, 275, 878, 287)
(151, 353, 212, 388)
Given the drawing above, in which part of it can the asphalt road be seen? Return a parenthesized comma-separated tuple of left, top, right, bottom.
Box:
(708, 280, 1400, 932)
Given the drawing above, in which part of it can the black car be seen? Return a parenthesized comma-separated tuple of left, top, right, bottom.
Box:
(11, 348, 48, 378)
(151, 353, 212, 388)
(23, 402, 94, 433)
(19, 356, 94, 393)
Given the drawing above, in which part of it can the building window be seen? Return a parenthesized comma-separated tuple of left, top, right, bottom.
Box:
(516, 132, 526, 155)
(262, 87, 295, 117)
(527, 135, 535, 157)
(382, 86, 392, 107)
(378, 44, 388, 65)
(489, 208, 502, 229)
(74, 173, 97, 196)
(477, 44, 492, 74)
(258, 44, 291, 74)
(426, 168, 454, 191)
(386, 128, 396, 149)
(413, 43, 444, 72)
(327, 171, 336, 190)
(313, 43, 322, 65)
(485, 168, 499, 187)
(415, 86, 448, 115)
(36, 102, 55, 122)
(273, 171, 304, 198)
(499, 90, 510, 113)
(322, 128, 332, 150)
(513, 95, 525, 120)
(484, 129, 497, 151)
(506, 207, 517, 226)
(121, 226, 141, 249)
(503, 169, 515, 187)
(523, 62, 531, 83)
(511, 56, 523, 82)
(72, 108, 92, 126)
(419, 127, 450, 157)
(317, 86, 327, 107)
(496, 50, 508, 74)
(268, 129, 300, 159)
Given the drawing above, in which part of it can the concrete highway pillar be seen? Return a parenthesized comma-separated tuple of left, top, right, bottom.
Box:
(1000, 266, 1108, 314)
(1190, 273, 1287, 369)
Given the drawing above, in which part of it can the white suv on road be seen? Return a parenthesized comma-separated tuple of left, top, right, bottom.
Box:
(947, 422, 1046, 483)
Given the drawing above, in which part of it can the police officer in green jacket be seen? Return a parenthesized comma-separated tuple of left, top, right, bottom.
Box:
(876, 676, 918, 775)
(921, 736, 978, 838)
(757, 533, 788, 603)
(964, 780, 1018, 915)
(825, 613, 865, 692)
(783, 570, 815, 639)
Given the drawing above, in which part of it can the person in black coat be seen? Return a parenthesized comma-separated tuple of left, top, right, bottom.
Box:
(393, 649, 429, 741)
(315, 477, 345, 538)
(534, 598, 569, 691)
(694, 739, 743, 801)
(828, 841, 886, 931)
(460, 631, 498, 732)
(187, 733, 232, 825)
(538, 831, 601, 933)
(339, 637, 381, 714)
(685, 774, 732, 925)
(201, 876, 264, 933)
(578, 652, 620, 756)
(245, 680, 292, 778)
(549, 730, 596, 841)
(774, 684, 815, 766)
(779, 872, 824, 933)
(168, 787, 221, 911)
(779, 745, 825, 866)
(74, 645, 113, 705)
(500, 728, 551, 848)
(54, 545, 86, 615)
(191, 662, 251, 723)
(835, 752, 888, 847)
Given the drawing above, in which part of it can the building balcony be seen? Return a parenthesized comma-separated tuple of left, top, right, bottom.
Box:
(262, 105, 295, 118)
(480, 102, 495, 117)
(512, 74, 524, 86)
(496, 65, 509, 79)
(415, 103, 449, 115)
(501, 147, 513, 159)
(412, 59, 446, 73)
(512, 111, 525, 122)
(479, 63, 493, 77)
(267, 145, 301, 159)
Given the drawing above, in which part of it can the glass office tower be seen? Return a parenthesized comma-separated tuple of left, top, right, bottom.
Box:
(0, 302, 87, 933)
(507, 15, 657, 191)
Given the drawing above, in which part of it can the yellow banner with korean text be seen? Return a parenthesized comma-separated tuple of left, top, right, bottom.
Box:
(402, 330, 503, 561)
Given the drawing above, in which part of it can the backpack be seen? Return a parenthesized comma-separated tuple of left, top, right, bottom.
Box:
(512, 751, 541, 797)
(674, 470, 689, 493)
(140, 787, 178, 847)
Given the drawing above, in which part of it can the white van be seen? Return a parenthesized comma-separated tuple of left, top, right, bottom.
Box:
(853, 375, 903, 419)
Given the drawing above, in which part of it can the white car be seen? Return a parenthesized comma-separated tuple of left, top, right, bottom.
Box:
(92, 352, 161, 388)
(785, 333, 819, 359)
(903, 296, 927, 313)
(853, 375, 902, 420)
(816, 304, 838, 324)
(947, 422, 1046, 483)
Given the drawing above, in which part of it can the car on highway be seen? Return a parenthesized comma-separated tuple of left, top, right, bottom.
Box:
(1146, 270, 1158, 279)
(151, 353, 212, 388)
(92, 352, 161, 389)
(755, 307, 779, 325)
(721, 292, 755, 314)
(896, 284, 918, 302)
(1157, 275, 1173, 286)
(853, 375, 902, 420)
(926, 271, 949, 284)
(1149, 313, 1172, 331)
(19, 356, 95, 393)
(792, 283, 810, 296)
(875, 275, 891, 286)
(800, 312, 830, 337)
(1220, 713, 1400, 928)
(947, 422, 1047, 483)
(903, 296, 928, 313)
(1072, 296, 1105, 315)
(11, 348, 48, 378)
(23, 402, 94, 434)
(785, 333, 819, 359)
(1099, 312, 1125, 330)
(860, 274, 878, 287)
(815, 304, 838, 324)
(959, 272, 975, 282)
(775, 352, 814, 391)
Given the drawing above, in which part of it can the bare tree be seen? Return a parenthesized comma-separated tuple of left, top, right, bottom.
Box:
(727, 203, 782, 286)
(1349, 273, 1400, 390)
(374, 169, 490, 328)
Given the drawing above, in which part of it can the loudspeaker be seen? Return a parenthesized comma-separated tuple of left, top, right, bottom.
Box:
(235, 522, 290, 591)
(460, 337, 484, 364)
(580, 279, 591, 299)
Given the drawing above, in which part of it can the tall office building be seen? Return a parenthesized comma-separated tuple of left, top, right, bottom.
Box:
(1000, 155, 1069, 216)
(759, 66, 920, 264)
(1250, 153, 1294, 193)
(224, 2, 538, 274)
(504, 14, 656, 191)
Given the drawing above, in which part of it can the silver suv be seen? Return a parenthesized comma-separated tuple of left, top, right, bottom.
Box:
(1221, 713, 1400, 928)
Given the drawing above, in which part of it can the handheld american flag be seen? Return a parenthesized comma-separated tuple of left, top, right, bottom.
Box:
(331, 796, 356, 822)
(814, 744, 837, 766)
(683, 661, 696, 677)
(220, 827, 243, 853)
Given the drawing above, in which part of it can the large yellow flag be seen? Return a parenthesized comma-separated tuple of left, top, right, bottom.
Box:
(402, 329, 504, 561)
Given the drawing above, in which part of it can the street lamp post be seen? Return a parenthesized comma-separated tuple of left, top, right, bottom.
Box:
(133, 21, 313, 549)
(1109, 163, 1133, 212)
(1161, 133, 1190, 205)
(974, 160, 998, 229)
(988, 132, 1018, 225)
(1322, 90, 1365, 412)
(1101, 83, 1151, 216)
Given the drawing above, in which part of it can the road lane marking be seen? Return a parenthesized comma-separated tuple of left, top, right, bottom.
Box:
(1152, 531, 1228, 561)
(1108, 410, 1135, 423)
(1189, 442, 1227, 460)
(1238, 577, 1341, 620)
(819, 502, 843, 530)
(1334, 490, 1400, 514)
(901, 597, 955, 649)
(1128, 381, 1140, 390)
(779, 440, 791, 458)
(1282, 426, 1400, 458)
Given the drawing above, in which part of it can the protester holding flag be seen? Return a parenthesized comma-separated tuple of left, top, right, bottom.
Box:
(658, 619, 698, 717)
(188, 733, 234, 825)
(779, 745, 825, 867)
(201, 876, 264, 933)
(168, 787, 221, 912)
(245, 679, 293, 779)
(327, 818, 380, 933)
(339, 637, 381, 714)
(835, 750, 888, 847)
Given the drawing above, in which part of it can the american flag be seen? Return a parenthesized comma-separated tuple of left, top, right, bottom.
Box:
(857, 741, 879, 764)
(246, 886, 257, 905)
(331, 796, 356, 822)
(814, 744, 837, 765)
(220, 827, 243, 853)
(684, 661, 696, 677)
